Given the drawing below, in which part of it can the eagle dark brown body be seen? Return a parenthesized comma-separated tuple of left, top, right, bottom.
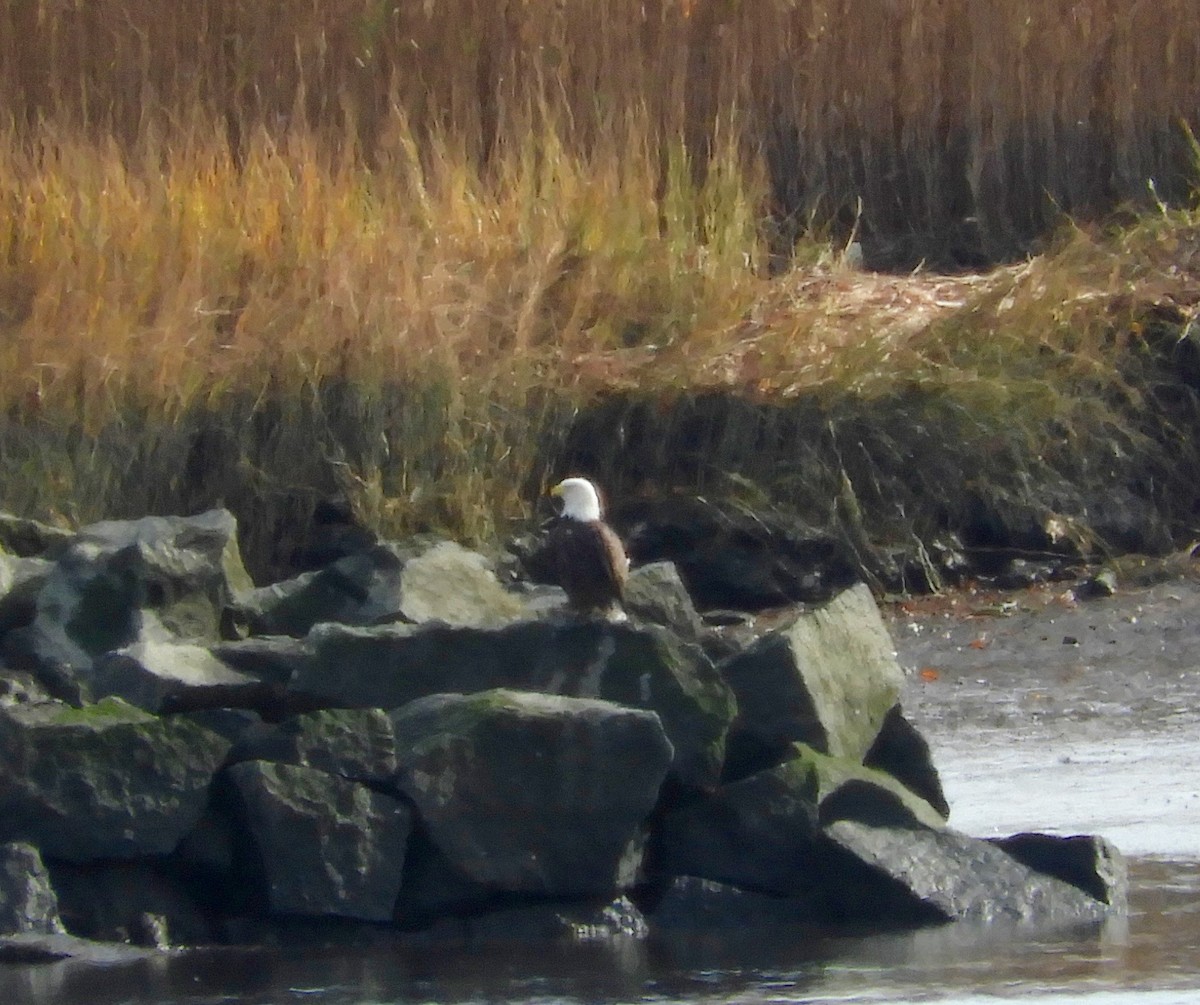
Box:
(547, 477, 629, 617)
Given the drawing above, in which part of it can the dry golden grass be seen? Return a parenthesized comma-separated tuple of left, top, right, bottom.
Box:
(1, 2, 1200, 577)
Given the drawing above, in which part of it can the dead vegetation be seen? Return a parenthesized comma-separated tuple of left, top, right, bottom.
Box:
(1, 2, 1199, 579)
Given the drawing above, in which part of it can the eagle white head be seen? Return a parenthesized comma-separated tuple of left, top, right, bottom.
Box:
(550, 477, 603, 522)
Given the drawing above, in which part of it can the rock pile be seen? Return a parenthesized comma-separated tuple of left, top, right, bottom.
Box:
(0, 509, 1124, 957)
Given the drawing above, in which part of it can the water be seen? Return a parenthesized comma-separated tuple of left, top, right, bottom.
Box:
(4, 580, 1199, 1003)
(3, 860, 1198, 1005)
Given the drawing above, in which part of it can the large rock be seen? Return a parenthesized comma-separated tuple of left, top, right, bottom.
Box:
(0, 554, 51, 636)
(91, 639, 273, 714)
(390, 689, 673, 898)
(0, 670, 52, 709)
(623, 561, 706, 641)
(991, 832, 1128, 910)
(656, 743, 945, 900)
(6, 510, 253, 695)
(237, 544, 407, 637)
(0, 843, 63, 935)
(210, 635, 313, 686)
(295, 620, 733, 788)
(238, 540, 525, 638)
(227, 760, 412, 922)
(0, 512, 74, 560)
(863, 704, 949, 818)
(719, 583, 902, 774)
(823, 821, 1115, 926)
(229, 708, 397, 783)
(395, 540, 527, 626)
(0, 698, 231, 861)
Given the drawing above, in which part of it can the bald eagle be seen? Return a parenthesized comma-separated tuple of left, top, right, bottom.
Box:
(546, 477, 629, 618)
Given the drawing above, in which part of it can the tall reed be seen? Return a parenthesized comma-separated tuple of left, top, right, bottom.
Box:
(4, 1, 1197, 261)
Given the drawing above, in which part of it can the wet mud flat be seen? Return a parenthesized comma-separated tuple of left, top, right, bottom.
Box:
(886, 576, 1200, 858)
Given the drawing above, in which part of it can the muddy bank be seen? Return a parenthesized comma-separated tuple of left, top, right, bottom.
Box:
(887, 576, 1200, 857)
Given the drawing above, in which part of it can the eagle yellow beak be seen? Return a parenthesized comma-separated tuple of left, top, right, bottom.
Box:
(549, 483, 564, 498)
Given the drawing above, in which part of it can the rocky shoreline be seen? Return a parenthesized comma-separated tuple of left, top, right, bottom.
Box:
(0, 509, 1126, 963)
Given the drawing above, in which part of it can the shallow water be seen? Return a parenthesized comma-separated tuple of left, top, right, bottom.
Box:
(4, 580, 1200, 1004)
(3, 859, 1198, 1005)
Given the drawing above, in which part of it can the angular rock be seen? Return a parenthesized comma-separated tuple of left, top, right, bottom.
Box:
(229, 708, 397, 783)
(0, 698, 231, 861)
(0, 512, 74, 560)
(227, 760, 411, 922)
(719, 583, 903, 774)
(210, 636, 313, 686)
(624, 561, 705, 641)
(823, 820, 1113, 926)
(390, 689, 673, 897)
(863, 704, 949, 818)
(0, 554, 51, 636)
(296, 619, 732, 788)
(657, 743, 945, 898)
(8, 510, 253, 691)
(238, 540, 526, 638)
(91, 639, 273, 714)
(395, 540, 527, 627)
(238, 543, 408, 637)
(991, 832, 1127, 910)
(0, 670, 52, 709)
(0, 843, 63, 935)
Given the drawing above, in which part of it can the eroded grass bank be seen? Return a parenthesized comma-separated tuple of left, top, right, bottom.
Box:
(3, 118, 1200, 582)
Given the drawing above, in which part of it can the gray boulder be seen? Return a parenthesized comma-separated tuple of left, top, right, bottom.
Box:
(0, 843, 63, 935)
(991, 832, 1127, 910)
(0, 554, 51, 636)
(863, 704, 950, 818)
(0, 670, 52, 709)
(92, 639, 272, 714)
(227, 760, 412, 922)
(0, 512, 74, 560)
(229, 708, 397, 783)
(295, 619, 733, 788)
(390, 689, 673, 897)
(719, 583, 903, 775)
(624, 561, 705, 640)
(0, 697, 231, 861)
(7, 510, 253, 695)
(239, 540, 526, 638)
(395, 540, 528, 626)
(210, 635, 313, 686)
(823, 821, 1114, 926)
(238, 544, 407, 637)
(656, 743, 945, 899)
